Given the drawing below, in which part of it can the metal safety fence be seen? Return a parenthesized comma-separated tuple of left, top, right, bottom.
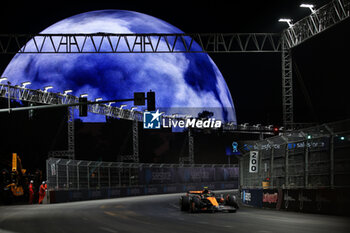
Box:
(240, 119, 350, 189)
(46, 158, 239, 191)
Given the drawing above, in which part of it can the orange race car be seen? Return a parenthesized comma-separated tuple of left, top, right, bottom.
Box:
(179, 187, 239, 213)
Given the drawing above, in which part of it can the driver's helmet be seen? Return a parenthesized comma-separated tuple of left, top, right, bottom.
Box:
(203, 187, 210, 194)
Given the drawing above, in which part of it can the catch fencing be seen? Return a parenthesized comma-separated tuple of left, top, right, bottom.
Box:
(46, 158, 239, 191)
(240, 119, 350, 189)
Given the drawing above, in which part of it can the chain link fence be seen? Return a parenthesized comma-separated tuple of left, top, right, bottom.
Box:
(46, 158, 239, 191)
(240, 119, 350, 189)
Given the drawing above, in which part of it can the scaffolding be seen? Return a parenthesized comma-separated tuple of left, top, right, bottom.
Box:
(240, 119, 350, 189)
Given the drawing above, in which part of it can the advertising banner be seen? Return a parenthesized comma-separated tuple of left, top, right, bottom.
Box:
(176, 167, 215, 183)
(242, 189, 263, 207)
(139, 167, 175, 185)
(262, 189, 279, 209)
(139, 166, 239, 186)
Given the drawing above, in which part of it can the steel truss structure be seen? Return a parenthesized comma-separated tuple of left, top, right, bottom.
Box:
(282, 0, 350, 49)
(240, 119, 350, 189)
(0, 84, 143, 121)
(1, 0, 348, 163)
(280, 0, 349, 130)
(0, 84, 143, 160)
(0, 33, 281, 54)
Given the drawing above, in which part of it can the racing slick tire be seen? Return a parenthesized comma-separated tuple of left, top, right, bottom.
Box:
(190, 196, 201, 213)
(180, 196, 190, 211)
(226, 194, 239, 209)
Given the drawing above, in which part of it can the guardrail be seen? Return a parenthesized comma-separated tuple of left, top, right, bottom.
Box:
(46, 158, 239, 191)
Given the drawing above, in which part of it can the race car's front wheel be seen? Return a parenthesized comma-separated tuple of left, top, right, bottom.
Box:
(180, 196, 190, 211)
(226, 194, 239, 209)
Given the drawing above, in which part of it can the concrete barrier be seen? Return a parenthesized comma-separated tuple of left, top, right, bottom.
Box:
(241, 188, 350, 215)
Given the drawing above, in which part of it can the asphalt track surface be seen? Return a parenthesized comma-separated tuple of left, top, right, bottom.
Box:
(1, 191, 350, 233)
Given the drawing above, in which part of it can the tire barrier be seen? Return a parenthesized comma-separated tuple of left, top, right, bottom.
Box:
(241, 188, 350, 215)
(48, 181, 238, 204)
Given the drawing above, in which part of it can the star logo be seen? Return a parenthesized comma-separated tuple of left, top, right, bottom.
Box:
(143, 110, 163, 129)
(150, 109, 163, 122)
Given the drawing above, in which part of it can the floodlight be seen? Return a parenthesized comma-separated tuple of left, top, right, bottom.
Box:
(21, 81, 31, 88)
(43, 86, 53, 92)
(279, 18, 293, 27)
(120, 104, 127, 109)
(266, 125, 273, 130)
(80, 93, 88, 98)
(300, 4, 315, 13)
(0, 77, 8, 83)
(63, 90, 73, 95)
(108, 102, 115, 106)
(130, 107, 137, 111)
(95, 97, 103, 102)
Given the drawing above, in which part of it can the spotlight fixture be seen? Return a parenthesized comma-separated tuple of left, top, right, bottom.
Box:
(300, 4, 316, 13)
(279, 18, 293, 27)
(21, 81, 31, 88)
(43, 86, 53, 92)
(63, 90, 73, 95)
(0, 77, 8, 83)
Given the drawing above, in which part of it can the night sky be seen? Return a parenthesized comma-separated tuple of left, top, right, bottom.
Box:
(1, 0, 349, 126)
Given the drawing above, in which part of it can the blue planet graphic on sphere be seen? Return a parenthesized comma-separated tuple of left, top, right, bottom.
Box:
(2, 10, 236, 123)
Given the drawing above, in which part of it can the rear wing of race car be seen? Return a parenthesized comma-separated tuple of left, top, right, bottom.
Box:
(187, 190, 204, 194)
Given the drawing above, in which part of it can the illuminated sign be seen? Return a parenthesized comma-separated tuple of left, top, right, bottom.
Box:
(143, 110, 222, 129)
(249, 151, 259, 173)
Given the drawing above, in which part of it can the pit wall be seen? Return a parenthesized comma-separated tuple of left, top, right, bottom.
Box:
(47, 181, 238, 204)
(241, 188, 350, 215)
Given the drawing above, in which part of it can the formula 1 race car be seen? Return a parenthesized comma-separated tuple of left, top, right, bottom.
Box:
(179, 188, 239, 213)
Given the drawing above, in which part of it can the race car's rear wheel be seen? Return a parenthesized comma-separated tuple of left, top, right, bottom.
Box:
(180, 196, 190, 211)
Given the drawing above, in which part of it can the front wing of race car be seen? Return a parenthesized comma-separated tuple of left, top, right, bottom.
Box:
(216, 204, 237, 212)
(180, 193, 239, 213)
(196, 202, 237, 213)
